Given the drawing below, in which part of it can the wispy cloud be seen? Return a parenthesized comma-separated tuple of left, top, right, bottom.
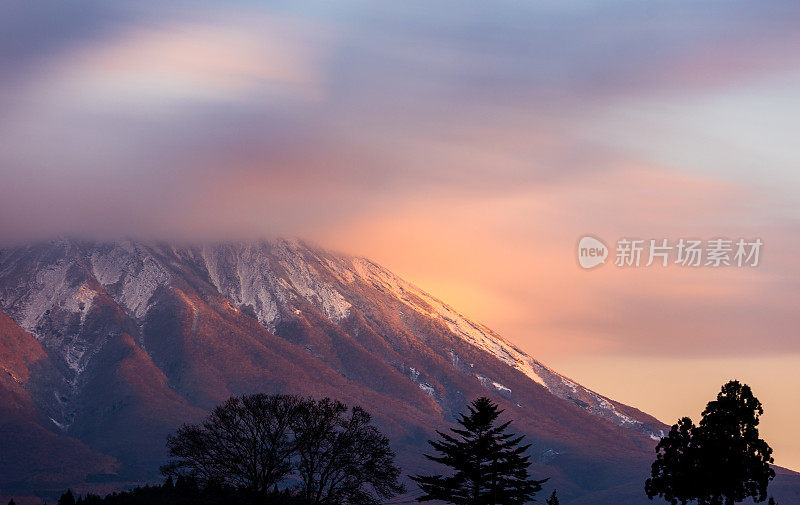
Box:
(0, 0, 798, 355)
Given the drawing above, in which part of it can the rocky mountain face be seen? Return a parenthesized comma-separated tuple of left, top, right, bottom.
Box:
(0, 239, 795, 504)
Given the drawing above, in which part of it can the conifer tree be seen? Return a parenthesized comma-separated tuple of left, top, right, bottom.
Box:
(412, 397, 547, 504)
(646, 380, 777, 505)
(58, 489, 76, 505)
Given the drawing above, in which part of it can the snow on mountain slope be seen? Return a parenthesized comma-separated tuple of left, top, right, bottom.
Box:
(90, 242, 172, 320)
(200, 244, 282, 329)
(328, 256, 550, 386)
(0, 239, 662, 441)
(316, 252, 664, 439)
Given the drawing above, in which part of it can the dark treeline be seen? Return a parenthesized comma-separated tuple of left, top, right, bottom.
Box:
(50, 477, 303, 505)
(26, 380, 780, 505)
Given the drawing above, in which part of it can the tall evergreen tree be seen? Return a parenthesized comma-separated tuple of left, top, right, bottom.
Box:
(545, 490, 559, 505)
(646, 380, 776, 505)
(58, 489, 76, 505)
(412, 397, 547, 504)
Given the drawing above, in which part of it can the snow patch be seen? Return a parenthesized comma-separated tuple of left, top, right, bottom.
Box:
(91, 246, 129, 285)
(91, 244, 171, 320)
(492, 381, 511, 394)
(407, 366, 436, 399)
(120, 257, 170, 319)
(16, 260, 71, 331)
(418, 382, 436, 398)
(202, 245, 280, 329)
(274, 242, 351, 322)
(50, 417, 69, 431)
(201, 242, 351, 330)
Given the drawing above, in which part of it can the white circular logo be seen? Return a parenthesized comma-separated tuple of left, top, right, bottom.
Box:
(578, 236, 608, 269)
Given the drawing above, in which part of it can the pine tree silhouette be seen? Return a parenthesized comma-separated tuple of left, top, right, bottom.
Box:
(545, 490, 560, 505)
(412, 397, 547, 504)
(58, 489, 76, 505)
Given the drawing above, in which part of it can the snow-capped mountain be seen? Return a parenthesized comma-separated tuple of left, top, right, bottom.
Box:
(0, 239, 793, 504)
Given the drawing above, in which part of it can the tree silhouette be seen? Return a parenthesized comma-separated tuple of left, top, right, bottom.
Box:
(293, 398, 405, 505)
(162, 393, 301, 494)
(58, 489, 76, 505)
(645, 417, 699, 504)
(646, 380, 776, 505)
(162, 393, 403, 504)
(545, 490, 560, 505)
(412, 397, 547, 504)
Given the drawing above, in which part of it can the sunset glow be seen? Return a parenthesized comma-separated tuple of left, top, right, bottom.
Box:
(1, 0, 799, 474)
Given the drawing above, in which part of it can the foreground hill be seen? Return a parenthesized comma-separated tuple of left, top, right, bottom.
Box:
(0, 239, 795, 504)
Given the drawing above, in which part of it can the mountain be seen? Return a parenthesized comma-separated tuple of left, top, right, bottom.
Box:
(0, 239, 795, 504)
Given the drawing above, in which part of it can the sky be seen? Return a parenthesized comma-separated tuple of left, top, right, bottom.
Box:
(1, 0, 799, 469)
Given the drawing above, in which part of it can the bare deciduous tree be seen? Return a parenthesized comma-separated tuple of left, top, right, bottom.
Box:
(162, 393, 300, 493)
(293, 398, 405, 505)
(162, 394, 404, 505)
